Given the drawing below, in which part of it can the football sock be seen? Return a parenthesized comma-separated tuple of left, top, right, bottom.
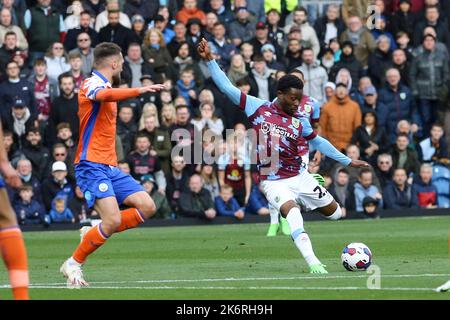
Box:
(115, 208, 145, 233)
(286, 207, 321, 266)
(0, 226, 29, 300)
(325, 205, 343, 220)
(73, 223, 109, 264)
(269, 205, 279, 224)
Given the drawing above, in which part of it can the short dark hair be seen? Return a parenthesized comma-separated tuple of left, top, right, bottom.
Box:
(4, 31, 16, 40)
(277, 74, 303, 93)
(294, 6, 308, 15)
(135, 132, 150, 141)
(58, 73, 74, 85)
(33, 58, 47, 66)
(359, 168, 372, 178)
(397, 132, 410, 140)
(176, 104, 190, 112)
(56, 122, 71, 132)
(80, 11, 91, 17)
(93, 42, 122, 67)
(236, 77, 250, 87)
(26, 127, 40, 135)
(337, 168, 349, 175)
(431, 122, 444, 130)
(213, 21, 225, 28)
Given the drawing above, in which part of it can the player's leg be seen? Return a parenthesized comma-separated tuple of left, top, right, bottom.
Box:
(0, 188, 29, 300)
(266, 204, 280, 236)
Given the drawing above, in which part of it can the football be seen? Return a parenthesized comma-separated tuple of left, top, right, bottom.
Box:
(341, 243, 372, 271)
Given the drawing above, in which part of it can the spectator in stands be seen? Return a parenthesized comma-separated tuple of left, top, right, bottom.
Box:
(64, 0, 83, 30)
(368, 35, 393, 88)
(140, 115, 171, 175)
(1, 98, 35, 147)
(320, 83, 362, 151)
(42, 161, 74, 211)
(410, 34, 449, 135)
(176, 0, 206, 26)
(413, 4, 449, 48)
(69, 32, 94, 76)
(351, 110, 389, 166)
(200, 163, 220, 202)
(418, 123, 449, 163)
(28, 58, 58, 123)
(412, 26, 449, 59)
(371, 15, 397, 51)
(340, 15, 376, 68)
(341, 0, 372, 24)
(248, 54, 276, 102)
(49, 196, 75, 223)
(235, 0, 265, 23)
(13, 184, 46, 225)
(124, 0, 158, 24)
(246, 184, 269, 215)
(142, 28, 172, 80)
(48, 143, 75, 182)
(249, 21, 283, 61)
(324, 82, 336, 102)
(351, 76, 372, 107)
(285, 38, 303, 71)
(390, 0, 416, 38)
(0, 61, 35, 117)
(187, 19, 205, 48)
(360, 196, 380, 219)
(412, 163, 438, 209)
(99, 9, 137, 55)
(122, 43, 152, 88)
(129, 14, 146, 45)
(228, 6, 256, 47)
(55, 124, 77, 170)
(390, 133, 421, 176)
(0, 31, 21, 72)
(354, 169, 383, 212)
(203, 11, 217, 40)
(209, 0, 233, 24)
(396, 31, 414, 59)
(47, 74, 79, 144)
(95, 0, 131, 32)
(25, 0, 64, 64)
(261, 43, 286, 71)
(330, 41, 363, 89)
(358, 86, 388, 119)
(64, 11, 98, 51)
(0, 8, 27, 50)
(22, 127, 50, 181)
(191, 102, 224, 136)
(297, 47, 328, 104)
(64, 52, 86, 93)
(116, 104, 137, 156)
(383, 168, 418, 209)
(179, 174, 216, 219)
(168, 21, 188, 58)
(392, 48, 411, 86)
(15, 158, 42, 203)
(334, 68, 354, 94)
(266, 8, 285, 48)
(375, 153, 394, 189)
(126, 133, 167, 192)
(328, 168, 354, 217)
(154, 14, 175, 46)
(170, 41, 204, 88)
(378, 68, 419, 143)
(1, 0, 26, 30)
(141, 174, 171, 219)
(227, 54, 248, 86)
(314, 4, 345, 50)
(68, 185, 96, 222)
(215, 184, 245, 220)
(210, 21, 236, 70)
(44, 42, 71, 83)
(166, 155, 190, 214)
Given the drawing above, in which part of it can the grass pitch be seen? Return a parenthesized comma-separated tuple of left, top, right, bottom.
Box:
(1, 216, 450, 300)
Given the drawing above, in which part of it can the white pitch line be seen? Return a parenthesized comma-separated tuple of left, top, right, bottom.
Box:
(7, 285, 436, 292)
(3, 273, 448, 287)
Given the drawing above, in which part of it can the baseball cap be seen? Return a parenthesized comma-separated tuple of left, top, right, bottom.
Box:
(12, 98, 26, 108)
(256, 21, 267, 30)
(324, 82, 336, 91)
(52, 161, 67, 172)
(141, 174, 156, 184)
(363, 86, 377, 96)
(131, 14, 145, 23)
(261, 43, 275, 53)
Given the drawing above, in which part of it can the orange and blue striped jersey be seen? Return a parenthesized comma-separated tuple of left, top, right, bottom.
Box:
(75, 71, 118, 166)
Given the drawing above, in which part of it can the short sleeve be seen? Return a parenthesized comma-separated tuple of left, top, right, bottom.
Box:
(84, 77, 106, 101)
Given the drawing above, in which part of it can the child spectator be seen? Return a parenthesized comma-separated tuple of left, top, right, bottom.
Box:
(246, 184, 270, 216)
(361, 196, 380, 219)
(354, 169, 383, 212)
(215, 184, 245, 220)
(42, 161, 74, 211)
(412, 164, 438, 209)
(141, 174, 171, 219)
(13, 184, 47, 225)
(176, 68, 197, 108)
(49, 196, 75, 224)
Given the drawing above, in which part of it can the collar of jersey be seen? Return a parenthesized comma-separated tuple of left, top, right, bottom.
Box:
(92, 70, 112, 87)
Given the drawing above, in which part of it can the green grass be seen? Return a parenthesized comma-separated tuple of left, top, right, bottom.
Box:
(1, 216, 450, 300)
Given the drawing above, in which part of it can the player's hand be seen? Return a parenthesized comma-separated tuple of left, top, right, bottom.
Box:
(138, 84, 166, 94)
(197, 38, 213, 61)
(349, 159, 370, 168)
(312, 150, 322, 166)
(0, 161, 22, 189)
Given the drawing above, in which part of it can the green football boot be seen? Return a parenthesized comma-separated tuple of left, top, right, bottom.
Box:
(280, 217, 291, 236)
(309, 263, 328, 274)
(266, 223, 279, 237)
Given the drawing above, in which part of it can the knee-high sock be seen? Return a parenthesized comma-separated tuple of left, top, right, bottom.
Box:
(269, 205, 279, 224)
(73, 223, 109, 264)
(0, 226, 29, 300)
(325, 205, 342, 220)
(286, 207, 321, 266)
(115, 208, 145, 233)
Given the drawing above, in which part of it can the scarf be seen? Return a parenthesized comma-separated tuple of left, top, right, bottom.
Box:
(13, 108, 30, 137)
(347, 28, 364, 45)
(174, 56, 193, 72)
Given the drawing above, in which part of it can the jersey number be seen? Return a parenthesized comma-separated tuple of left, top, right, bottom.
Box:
(313, 186, 327, 199)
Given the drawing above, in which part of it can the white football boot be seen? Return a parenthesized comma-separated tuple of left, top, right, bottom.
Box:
(60, 258, 89, 289)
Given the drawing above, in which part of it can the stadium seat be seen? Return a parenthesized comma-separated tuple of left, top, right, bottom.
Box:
(432, 178, 450, 196)
(437, 195, 450, 208)
(432, 165, 450, 180)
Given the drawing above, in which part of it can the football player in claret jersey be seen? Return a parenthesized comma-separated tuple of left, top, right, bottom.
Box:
(198, 38, 369, 274)
(59, 43, 165, 287)
(0, 121, 29, 299)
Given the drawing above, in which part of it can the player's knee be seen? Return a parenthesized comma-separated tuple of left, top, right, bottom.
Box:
(138, 197, 156, 219)
(103, 215, 122, 233)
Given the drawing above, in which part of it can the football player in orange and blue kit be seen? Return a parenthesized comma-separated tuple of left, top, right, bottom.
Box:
(60, 43, 165, 288)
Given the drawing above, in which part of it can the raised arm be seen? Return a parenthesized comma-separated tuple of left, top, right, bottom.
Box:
(86, 82, 165, 102)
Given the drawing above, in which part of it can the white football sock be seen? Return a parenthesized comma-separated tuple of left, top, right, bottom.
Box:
(269, 205, 279, 224)
(286, 207, 321, 266)
(325, 205, 343, 220)
(68, 256, 82, 266)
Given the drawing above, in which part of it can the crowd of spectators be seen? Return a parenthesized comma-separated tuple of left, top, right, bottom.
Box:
(1, 0, 450, 225)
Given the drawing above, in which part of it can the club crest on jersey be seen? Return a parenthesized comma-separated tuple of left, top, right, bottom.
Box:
(261, 121, 296, 139)
(99, 183, 109, 192)
(292, 118, 300, 128)
(304, 103, 312, 113)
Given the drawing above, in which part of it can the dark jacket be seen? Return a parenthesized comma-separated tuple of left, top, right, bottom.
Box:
(139, 128, 172, 175)
(328, 182, 356, 211)
(246, 185, 268, 214)
(389, 145, 421, 176)
(123, 0, 159, 23)
(389, 10, 416, 37)
(215, 196, 242, 217)
(330, 49, 364, 90)
(141, 45, 173, 78)
(47, 94, 79, 146)
(117, 119, 137, 157)
(149, 189, 171, 219)
(166, 171, 190, 213)
(121, 59, 154, 88)
(13, 198, 46, 225)
(0, 78, 36, 118)
(314, 16, 346, 49)
(1, 110, 36, 147)
(413, 19, 450, 48)
(63, 26, 99, 51)
(22, 142, 51, 181)
(351, 125, 389, 164)
(374, 167, 393, 190)
(178, 188, 214, 218)
(368, 49, 392, 88)
(412, 179, 438, 208)
(41, 178, 74, 211)
(98, 23, 138, 54)
(383, 182, 418, 209)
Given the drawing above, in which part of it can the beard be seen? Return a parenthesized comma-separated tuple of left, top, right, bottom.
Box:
(112, 73, 121, 87)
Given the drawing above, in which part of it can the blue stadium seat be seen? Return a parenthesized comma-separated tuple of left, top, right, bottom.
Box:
(432, 178, 450, 196)
(432, 165, 450, 180)
(438, 195, 450, 208)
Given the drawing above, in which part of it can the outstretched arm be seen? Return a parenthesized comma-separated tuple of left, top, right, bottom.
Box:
(197, 38, 266, 116)
(87, 84, 166, 102)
